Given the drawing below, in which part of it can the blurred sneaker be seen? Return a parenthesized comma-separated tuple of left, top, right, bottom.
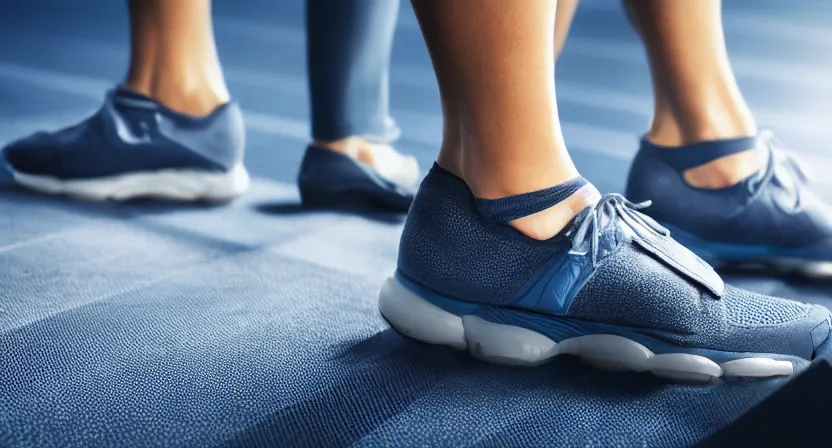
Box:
(297, 143, 419, 211)
(2, 88, 248, 202)
(379, 164, 831, 382)
(627, 131, 832, 278)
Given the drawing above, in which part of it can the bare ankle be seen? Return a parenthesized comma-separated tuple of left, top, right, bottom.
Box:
(313, 136, 373, 165)
(647, 99, 757, 147)
(683, 150, 760, 189)
(435, 147, 463, 180)
(646, 111, 760, 189)
(509, 185, 601, 241)
(314, 137, 420, 188)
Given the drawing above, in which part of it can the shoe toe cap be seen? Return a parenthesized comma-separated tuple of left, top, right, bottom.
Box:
(3, 132, 63, 176)
(721, 286, 832, 360)
(783, 303, 830, 360)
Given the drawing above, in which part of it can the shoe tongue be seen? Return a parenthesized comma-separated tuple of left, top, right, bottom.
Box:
(570, 195, 726, 297)
(567, 195, 627, 255)
(474, 177, 589, 224)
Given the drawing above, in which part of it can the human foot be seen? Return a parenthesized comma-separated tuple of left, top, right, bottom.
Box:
(297, 137, 419, 212)
(380, 164, 831, 382)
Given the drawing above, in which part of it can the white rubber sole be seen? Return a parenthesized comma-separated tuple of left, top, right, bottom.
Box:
(11, 164, 249, 202)
(378, 276, 795, 383)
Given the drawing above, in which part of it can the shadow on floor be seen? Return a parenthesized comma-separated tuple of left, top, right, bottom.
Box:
(218, 328, 786, 448)
(0, 184, 230, 217)
(254, 201, 407, 225)
(0, 185, 257, 256)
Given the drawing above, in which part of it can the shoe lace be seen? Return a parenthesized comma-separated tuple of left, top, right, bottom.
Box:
(569, 194, 669, 268)
(751, 130, 806, 207)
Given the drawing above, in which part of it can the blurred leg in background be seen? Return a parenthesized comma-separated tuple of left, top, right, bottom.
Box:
(298, 0, 419, 211)
(378, 0, 830, 382)
(624, 0, 759, 188)
(554, 0, 580, 59)
(2, 0, 249, 202)
(124, 0, 230, 117)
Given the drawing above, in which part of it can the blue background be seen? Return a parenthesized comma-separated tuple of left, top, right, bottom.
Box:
(2, 1, 832, 446)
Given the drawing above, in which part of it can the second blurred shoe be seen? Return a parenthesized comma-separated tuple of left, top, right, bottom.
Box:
(2, 87, 249, 202)
(297, 143, 419, 211)
(627, 131, 832, 278)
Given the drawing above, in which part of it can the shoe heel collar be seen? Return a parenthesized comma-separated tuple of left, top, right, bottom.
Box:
(639, 135, 758, 171)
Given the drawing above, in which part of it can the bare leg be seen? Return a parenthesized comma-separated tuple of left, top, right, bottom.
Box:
(554, 0, 580, 59)
(624, 0, 759, 188)
(123, 0, 229, 116)
(412, 0, 598, 240)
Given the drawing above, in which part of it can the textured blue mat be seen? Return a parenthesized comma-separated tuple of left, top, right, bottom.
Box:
(2, 1, 832, 447)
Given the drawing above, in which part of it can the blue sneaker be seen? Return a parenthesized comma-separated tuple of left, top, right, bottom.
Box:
(626, 131, 832, 278)
(297, 144, 418, 211)
(2, 88, 249, 202)
(379, 164, 831, 382)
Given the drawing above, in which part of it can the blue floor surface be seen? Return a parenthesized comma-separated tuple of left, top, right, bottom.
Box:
(2, 1, 832, 447)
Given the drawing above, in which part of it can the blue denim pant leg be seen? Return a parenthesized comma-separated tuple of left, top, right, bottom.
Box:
(306, 0, 401, 144)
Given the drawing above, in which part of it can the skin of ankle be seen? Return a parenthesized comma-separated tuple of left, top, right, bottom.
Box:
(508, 185, 601, 241)
(433, 151, 592, 241)
(460, 144, 580, 201)
(682, 149, 760, 189)
(647, 105, 761, 189)
(554, 0, 580, 59)
(647, 104, 757, 148)
(313, 136, 377, 167)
